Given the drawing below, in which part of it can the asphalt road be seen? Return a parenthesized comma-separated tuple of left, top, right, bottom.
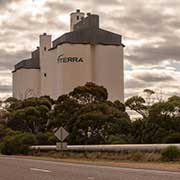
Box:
(0, 156, 180, 180)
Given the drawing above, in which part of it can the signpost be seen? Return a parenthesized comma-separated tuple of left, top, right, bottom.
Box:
(55, 127, 69, 151)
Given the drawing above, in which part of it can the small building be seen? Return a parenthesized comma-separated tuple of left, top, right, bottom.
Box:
(12, 10, 124, 101)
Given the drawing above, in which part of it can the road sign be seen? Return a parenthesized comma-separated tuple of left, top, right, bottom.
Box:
(55, 127, 69, 142)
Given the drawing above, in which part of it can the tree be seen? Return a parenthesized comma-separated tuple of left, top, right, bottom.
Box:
(1, 133, 37, 155)
(48, 83, 131, 145)
(7, 107, 39, 133)
(125, 96, 148, 118)
(127, 94, 180, 143)
(131, 119, 146, 143)
(143, 89, 155, 106)
(163, 133, 180, 143)
(47, 94, 81, 131)
(6, 97, 52, 133)
(67, 102, 131, 145)
(148, 97, 180, 132)
(69, 82, 108, 104)
(4, 97, 18, 103)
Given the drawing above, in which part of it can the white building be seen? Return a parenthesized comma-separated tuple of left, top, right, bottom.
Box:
(12, 10, 125, 101)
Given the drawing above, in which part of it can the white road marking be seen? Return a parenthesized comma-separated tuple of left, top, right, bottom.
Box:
(30, 168, 51, 173)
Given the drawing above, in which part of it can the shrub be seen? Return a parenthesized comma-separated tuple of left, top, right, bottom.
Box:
(36, 132, 58, 145)
(108, 135, 129, 144)
(0, 125, 19, 141)
(48, 134, 58, 145)
(130, 151, 143, 161)
(161, 146, 180, 161)
(163, 133, 180, 143)
(1, 133, 37, 155)
(36, 133, 49, 145)
(20, 133, 37, 145)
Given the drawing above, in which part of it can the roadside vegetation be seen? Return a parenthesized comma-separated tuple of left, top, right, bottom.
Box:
(0, 82, 179, 159)
(32, 148, 180, 162)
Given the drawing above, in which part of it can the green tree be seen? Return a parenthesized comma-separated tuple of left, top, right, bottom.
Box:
(1, 133, 37, 155)
(163, 132, 180, 143)
(69, 82, 108, 104)
(7, 97, 52, 133)
(69, 102, 131, 144)
(48, 83, 130, 145)
(125, 96, 148, 118)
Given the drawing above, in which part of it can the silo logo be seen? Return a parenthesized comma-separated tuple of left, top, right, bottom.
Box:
(57, 54, 84, 63)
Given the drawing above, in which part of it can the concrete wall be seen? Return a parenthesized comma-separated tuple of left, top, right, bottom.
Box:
(94, 45, 124, 101)
(58, 44, 92, 95)
(12, 69, 40, 99)
(40, 48, 58, 98)
(40, 44, 92, 99)
(40, 43, 124, 101)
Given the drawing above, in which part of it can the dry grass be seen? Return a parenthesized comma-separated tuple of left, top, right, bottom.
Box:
(32, 151, 162, 162)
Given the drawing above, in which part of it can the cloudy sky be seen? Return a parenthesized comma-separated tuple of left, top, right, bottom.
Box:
(0, 0, 180, 100)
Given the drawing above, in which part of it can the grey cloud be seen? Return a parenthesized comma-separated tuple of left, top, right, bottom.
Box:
(108, 5, 177, 39)
(125, 78, 147, 89)
(0, 85, 12, 93)
(125, 89, 142, 99)
(133, 71, 174, 82)
(125, 42, 180, 65)
(0, 49, 30, 70)
(1, 13, 68, 33)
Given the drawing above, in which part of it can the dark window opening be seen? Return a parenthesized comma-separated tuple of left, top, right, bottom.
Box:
(77, 16, 79, 20)
(44, 47, 46, 51)
(44, 73, 47, 77)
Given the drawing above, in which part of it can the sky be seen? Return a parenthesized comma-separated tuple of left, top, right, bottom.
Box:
(0, 0, 180, 100)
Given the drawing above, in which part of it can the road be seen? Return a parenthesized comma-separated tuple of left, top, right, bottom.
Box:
(0, 156, 179, 180)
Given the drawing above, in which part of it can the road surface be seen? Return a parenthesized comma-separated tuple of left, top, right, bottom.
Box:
(0, 156, 179, 180)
